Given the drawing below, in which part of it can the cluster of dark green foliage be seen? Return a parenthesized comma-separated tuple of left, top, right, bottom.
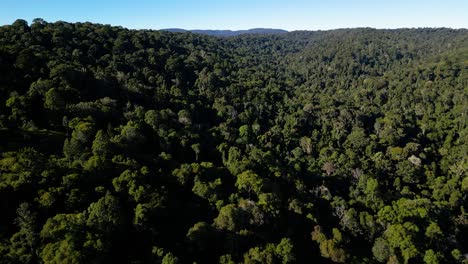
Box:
(161, 28, 288, 37)
(0, 19, 467, 263)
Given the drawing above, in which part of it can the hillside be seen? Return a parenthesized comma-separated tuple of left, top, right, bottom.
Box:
(161, 28, 288, 36)
(0, 19, 467, 263)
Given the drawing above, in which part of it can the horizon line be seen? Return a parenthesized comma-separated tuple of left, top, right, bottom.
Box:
(2, 18, 467, 32)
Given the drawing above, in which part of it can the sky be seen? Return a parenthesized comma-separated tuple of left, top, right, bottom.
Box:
(1, 0, 467, 31)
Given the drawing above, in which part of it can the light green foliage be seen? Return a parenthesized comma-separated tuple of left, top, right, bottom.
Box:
(172, 163, 194, 186)
(86, 193, 121, 232)
(372, 237, 391, 263)
(451, 249, 465, 263)
(384, 223, 419, 263)
(192, 176, 222, 203)
(63, 118, 95, 161)
(39, 237, 82, 264)
(462, 176, 468, 191)
(0, 148, 44, 190)
(425, 222, 443, 240)
(213, 204, 244, 232)
(225, 146, 250, 175)
(112, 169, 148, 202)
(116, 121, 145, 146)
(144, 109, 159, 131)
(238, 125, 250, 143)
(299, 136, 313, 155)
(344, 126, 368, 154)
(243, 238, 295, 264)
(377, 198, 431, 224)
(91, 130, 111, 158)
(39, 213, 85, 263)
(44, 88, 65, 110)
(423, 249, 442, 264)
(213, 200, 266, 232)
(275, 238, 295, 264)
(258, 193, 281, 218)
(311, 226, 347, 263)
(236, 170, 264, 196)
(162, 252, 180, 264)
(6, 93, 29, 122)
(219, 254, 236, 264)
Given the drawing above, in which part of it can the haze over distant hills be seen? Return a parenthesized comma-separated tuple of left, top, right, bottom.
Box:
(161, 28, 288, 36)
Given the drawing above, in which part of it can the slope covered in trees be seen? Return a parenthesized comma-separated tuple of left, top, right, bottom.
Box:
(161, 28, 288, 36)
(0, 19, 467, 263)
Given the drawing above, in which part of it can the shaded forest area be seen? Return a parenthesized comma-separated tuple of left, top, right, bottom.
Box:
(0, 19, 467, 263)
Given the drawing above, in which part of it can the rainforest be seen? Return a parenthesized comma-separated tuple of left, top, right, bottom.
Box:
(0, 19, 467, 263)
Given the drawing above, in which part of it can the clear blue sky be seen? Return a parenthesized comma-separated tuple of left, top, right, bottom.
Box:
(1, 0, 467, 30)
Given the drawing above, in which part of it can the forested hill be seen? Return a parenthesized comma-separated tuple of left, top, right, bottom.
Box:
(160, 28, 288, 36)
(0, 19, 467, 263)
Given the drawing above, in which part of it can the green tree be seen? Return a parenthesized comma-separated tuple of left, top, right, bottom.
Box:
(236, 170, 264, 196)
(44, 88, 65, 111)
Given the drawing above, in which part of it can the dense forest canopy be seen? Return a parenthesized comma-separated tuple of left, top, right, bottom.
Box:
(160, 28, 288, 37)
(0, 19, 467, 263)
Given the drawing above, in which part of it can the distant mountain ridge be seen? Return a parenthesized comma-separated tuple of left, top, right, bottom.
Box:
(161, 28, 288, 36)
